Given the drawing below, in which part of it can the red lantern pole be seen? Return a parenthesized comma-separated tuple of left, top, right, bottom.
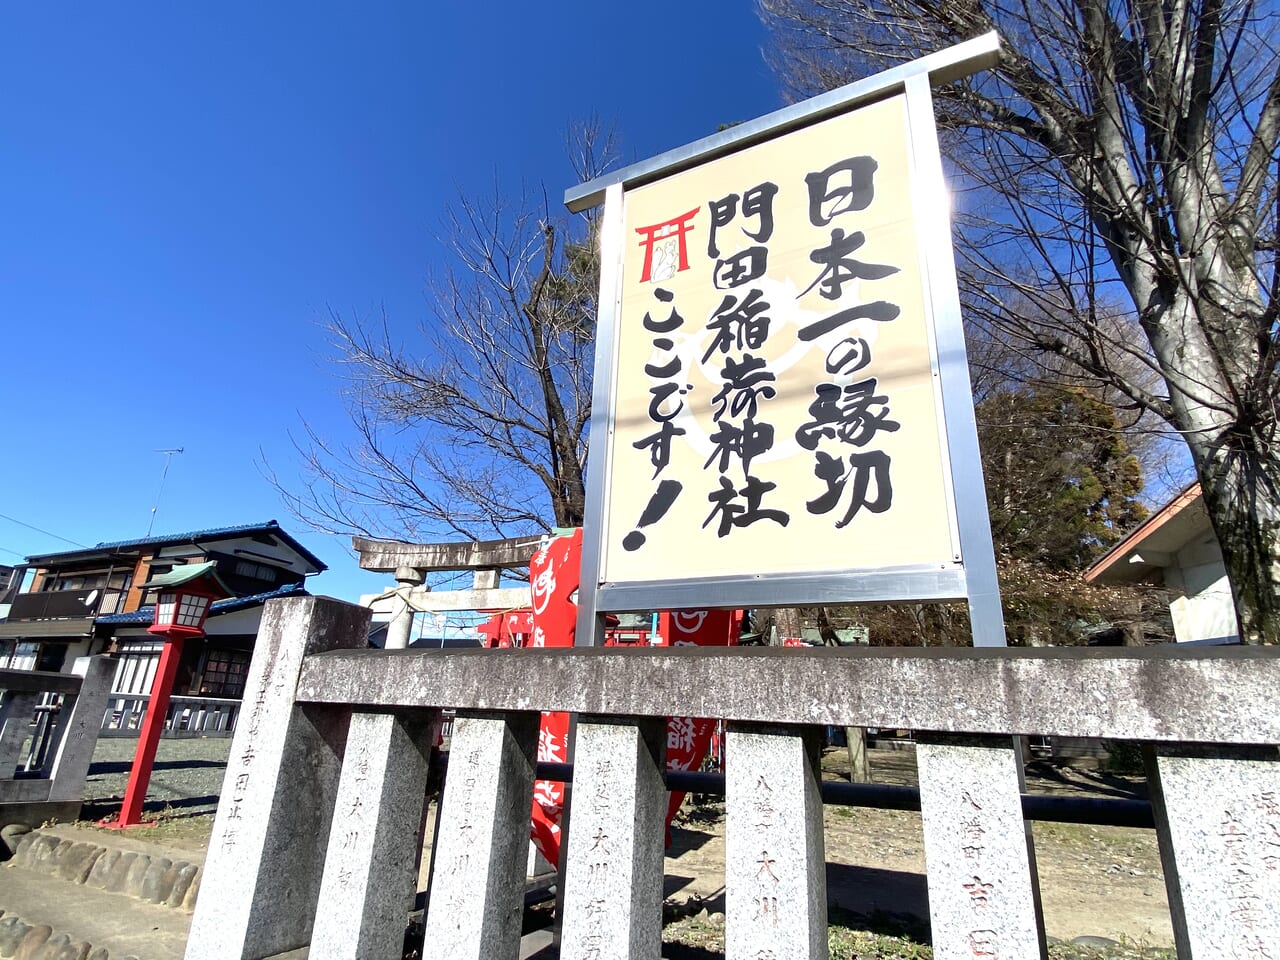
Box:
(113, 633, 185, 827)
(102, 560, 229, 829)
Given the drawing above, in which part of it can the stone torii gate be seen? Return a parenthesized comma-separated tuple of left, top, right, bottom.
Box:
(352, 534, 541, 650)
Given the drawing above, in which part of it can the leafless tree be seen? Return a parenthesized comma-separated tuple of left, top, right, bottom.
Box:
(760, 0, 1280, 641)
(965, 301, 1192, 493)
(269, 125, 615, 543)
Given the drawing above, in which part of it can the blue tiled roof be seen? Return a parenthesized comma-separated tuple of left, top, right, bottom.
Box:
(25, 520, 326, 572)
(92, 521, 281, 552)
(95, 582, 309, 625)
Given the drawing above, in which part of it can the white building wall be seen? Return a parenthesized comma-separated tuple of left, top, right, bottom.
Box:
(1169, 537, 1239, 643)
(199, 606, 266, 636)
(155, 536, 312, 575)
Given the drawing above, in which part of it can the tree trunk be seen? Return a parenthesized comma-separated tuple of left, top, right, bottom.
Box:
(774, 607, 803, 644)
(846, 726, 870, 783)
(1196, 452, 1280, 645)
(1135, 272, 1279, 645)
(1120, 593, 1145, 646)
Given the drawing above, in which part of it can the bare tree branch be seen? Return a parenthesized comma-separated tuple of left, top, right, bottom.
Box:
(265, 137, 605, 544)
(759, 0, 1280, 641)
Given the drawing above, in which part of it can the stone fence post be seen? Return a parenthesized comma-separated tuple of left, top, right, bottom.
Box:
(48, 657, 115, 802)
(916, 734, 1046, 960)
(185, 596, 370, 960)
(0, 690, 37, 773)
(1145, 745, 1279, 957)
(560, 717, 667, 960)
(725, 723, 827, 960)
(309, 709, 435, 960)
(422, 711, 539, 960)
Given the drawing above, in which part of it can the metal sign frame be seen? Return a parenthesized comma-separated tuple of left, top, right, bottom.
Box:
(566, 33, 1009, 648)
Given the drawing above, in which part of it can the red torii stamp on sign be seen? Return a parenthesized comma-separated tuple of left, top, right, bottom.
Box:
(636, 208, 699, 282)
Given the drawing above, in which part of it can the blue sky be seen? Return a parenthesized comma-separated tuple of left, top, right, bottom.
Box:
(0, 3, 781, 601)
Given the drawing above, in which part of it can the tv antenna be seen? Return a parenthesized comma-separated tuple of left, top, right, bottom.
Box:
(147, 448, 185, 537)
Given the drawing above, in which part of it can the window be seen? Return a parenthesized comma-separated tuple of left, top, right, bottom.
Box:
(175, 594, 209, 628)
(234, 560, 278, 584)
(100, 573, 131, 615)
(0, 641, 41, 671)
(199, 650, 251, 699)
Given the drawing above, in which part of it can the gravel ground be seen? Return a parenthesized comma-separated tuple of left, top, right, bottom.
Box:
(80, 736, 232, 820)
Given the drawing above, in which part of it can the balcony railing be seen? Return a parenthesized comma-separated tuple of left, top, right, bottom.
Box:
(6, 587, 129, 621)
(100, 694, 241, 738)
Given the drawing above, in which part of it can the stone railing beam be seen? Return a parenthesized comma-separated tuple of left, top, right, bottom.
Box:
(296, 646, 1280, 745)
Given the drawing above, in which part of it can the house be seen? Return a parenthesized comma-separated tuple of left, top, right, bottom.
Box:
(1084, 482, 1239, 644)
(0, 521, 326, 713)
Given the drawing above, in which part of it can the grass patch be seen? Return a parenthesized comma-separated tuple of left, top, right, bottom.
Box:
(77, 810, 215, 847)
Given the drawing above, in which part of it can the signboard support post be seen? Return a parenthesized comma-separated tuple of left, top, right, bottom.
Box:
(576, 181, 627, 650)
(900, 72, 1006, 648)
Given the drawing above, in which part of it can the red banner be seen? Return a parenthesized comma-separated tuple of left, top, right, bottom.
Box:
(522, 529, 739, 865)
(526, 531, 581, 862)
(659, 609, 740, 827)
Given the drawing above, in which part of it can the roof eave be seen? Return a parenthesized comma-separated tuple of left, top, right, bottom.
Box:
(1084, 482, 1202, 584)
(25, 520, 327, 573)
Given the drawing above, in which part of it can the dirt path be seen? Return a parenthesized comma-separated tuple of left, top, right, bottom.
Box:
(665, 803, 1171, 946)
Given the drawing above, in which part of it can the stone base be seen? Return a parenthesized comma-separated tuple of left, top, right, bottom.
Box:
(0, 801, 81, 832)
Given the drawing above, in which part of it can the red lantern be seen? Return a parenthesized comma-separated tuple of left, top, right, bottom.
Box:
(107, 561, 231, 827)
(146, 567, 227, 639)
(142, 561, 231, 622)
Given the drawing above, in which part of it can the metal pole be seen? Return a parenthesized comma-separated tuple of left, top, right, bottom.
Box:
(146, 448, 184, 538)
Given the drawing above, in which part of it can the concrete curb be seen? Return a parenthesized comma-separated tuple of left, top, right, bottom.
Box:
(0, 909, 141, 960)
(7, 832, 200, 912)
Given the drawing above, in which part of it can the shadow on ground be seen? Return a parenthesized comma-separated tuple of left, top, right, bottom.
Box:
(87, 759, 227, 775)
(1026, 761, 1149, 801)
(826, 863, 932, 941)
(667, 823, 719, 857)
(81, 794, 221, 820)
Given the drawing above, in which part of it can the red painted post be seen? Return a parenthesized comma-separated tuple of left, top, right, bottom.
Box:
(113, 635, 185, 827)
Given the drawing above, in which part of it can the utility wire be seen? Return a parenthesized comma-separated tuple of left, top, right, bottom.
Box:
(0, 513, 88, 549)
